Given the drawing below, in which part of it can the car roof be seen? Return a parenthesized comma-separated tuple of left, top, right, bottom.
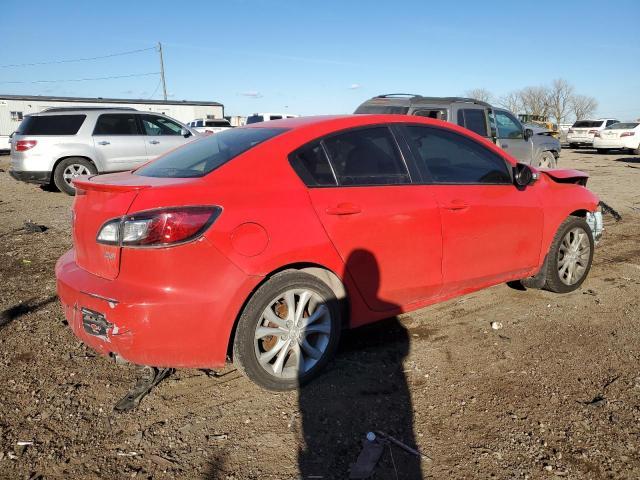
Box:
(360, 94, 493, 108)
(30, 108, 148, 117)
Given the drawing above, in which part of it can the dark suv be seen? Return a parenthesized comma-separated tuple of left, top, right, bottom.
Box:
(355, 94, 561, 168)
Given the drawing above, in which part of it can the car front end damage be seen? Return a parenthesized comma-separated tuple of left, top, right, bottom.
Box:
(586, 208, 604, 244)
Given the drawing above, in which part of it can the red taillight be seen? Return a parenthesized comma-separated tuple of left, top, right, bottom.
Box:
(620, 132, 635, 138)
(15, 140, 37, 151)
(568, 128, 574, 134)
(588, 129, 598, 135)
(96, 206, 222, 247)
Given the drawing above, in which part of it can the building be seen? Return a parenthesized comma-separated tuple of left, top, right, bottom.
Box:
(1, 94, 224, 149)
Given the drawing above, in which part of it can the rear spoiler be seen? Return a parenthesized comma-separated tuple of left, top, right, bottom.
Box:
(72, 176, 151, 193)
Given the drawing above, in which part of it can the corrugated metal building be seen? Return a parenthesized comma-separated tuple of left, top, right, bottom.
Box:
(0, 94, 224, 148)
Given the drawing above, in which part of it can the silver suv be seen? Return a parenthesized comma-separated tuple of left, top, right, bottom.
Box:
(9, 107, 199, 194)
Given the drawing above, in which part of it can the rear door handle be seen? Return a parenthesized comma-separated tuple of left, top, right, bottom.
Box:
(325, 202, 362, 215)
(97, 141, 110, 146)
(149, 140, 160, 145)
(444, 199, 469, 211)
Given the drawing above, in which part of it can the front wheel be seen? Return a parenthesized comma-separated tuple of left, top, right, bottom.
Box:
(232, 271, 342, 391)
(53, 157, 97, 195)
(543, 216, 594, 293)
(537, 151, 557, 168)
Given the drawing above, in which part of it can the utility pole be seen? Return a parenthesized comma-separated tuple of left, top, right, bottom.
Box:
(157, 42, 167, 101)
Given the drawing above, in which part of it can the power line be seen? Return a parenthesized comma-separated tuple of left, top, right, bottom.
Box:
(147, 77, 163, 99)
(0, 72, 160, 84)
(0, 46, 156, 69)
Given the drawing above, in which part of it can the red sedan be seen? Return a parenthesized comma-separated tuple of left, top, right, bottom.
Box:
(56, 115, 602, 390)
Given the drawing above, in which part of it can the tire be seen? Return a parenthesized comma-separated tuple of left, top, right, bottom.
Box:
(53, 157, 97, 196)
(537, 151, 557, 168)
(596, 148, 609, 154)
(633, 145, 640, 156)
(543, 216, 594, 293)
(232, 271, 342, 391)
(569, 143, 579, 149)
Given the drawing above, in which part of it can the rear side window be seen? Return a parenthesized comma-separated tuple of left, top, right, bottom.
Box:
(93, 114, 140, 135)
(322, 127, 410, 186)
(414, 109, 448, 121)
(18, 115, 85, 135)
(457, 109, 488, 137)
(269, 115, 283, 121)
(354, 105, 410, 115)
(136, 127, 287, 178)
(246, 115, 264, 124)
(605, 120, 618, 127)
(289, 142, 336, 186)
(405, 125, 511, 184)
(573, 120, 603, 128)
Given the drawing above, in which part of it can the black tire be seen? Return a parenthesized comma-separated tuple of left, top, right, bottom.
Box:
(569, 143, 579, 149)
(543, 216, 594, 293)
(596, 148, 609, 154)
(53, 157, 96, 195)
(232, 270, 342, 391)
(633, 145, 640, 156)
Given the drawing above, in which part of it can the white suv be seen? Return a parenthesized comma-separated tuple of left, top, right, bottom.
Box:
(246, 113, 298, 124)
(567, 118, 619, 148)
(9, 108, 199, 195)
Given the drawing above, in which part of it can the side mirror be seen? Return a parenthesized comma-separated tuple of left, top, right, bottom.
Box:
(181, 128, 191, 138)
(524, 128, 533, 141)
(514, 163, 538, 188)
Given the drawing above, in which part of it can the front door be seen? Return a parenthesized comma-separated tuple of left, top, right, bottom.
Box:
(140, 114, 193, 162)
(92, 113, 147, 172)
(494, 109, 533, 163)
(401, 124, 543, 294)
(301, 126, 443, 311)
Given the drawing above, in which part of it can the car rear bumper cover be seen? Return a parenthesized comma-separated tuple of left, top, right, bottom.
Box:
(9, 170, 51, 184)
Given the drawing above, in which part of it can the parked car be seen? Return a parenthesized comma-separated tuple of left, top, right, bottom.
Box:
(56, 114, 602, 391)
(187, 118, 232, 134)
(9, 107, 200, 195)
(567, 119, 620, 148)
(592, 122, 640, 154)
(246, 113, 298, 124)
(355, 95, 561, 168)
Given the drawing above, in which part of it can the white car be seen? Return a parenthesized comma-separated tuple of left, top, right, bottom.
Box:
(187, 118, 232, 134)
(567, 118, 619, 148)
(593, 122, 640, 154)
(246, 113, 298, 124)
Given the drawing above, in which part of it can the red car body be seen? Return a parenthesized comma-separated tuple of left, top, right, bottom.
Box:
(56, 115, 599, 370)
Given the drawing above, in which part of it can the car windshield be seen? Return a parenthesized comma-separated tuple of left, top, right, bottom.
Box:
(573, 120, 603, 128)
(246, 115, 264, 124)
(606, 122, 638, 129)
(135, 127, 287, 178)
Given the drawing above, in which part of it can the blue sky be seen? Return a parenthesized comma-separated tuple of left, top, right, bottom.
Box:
(2, 0, 639, 119)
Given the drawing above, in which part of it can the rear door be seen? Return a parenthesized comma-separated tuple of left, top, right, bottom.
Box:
(295, 126, 443, 311)
(493, 109, 533, 163)
(92, 113, 147, 171)
(402, 124, 543, 294)
(140, 114, 193, 161)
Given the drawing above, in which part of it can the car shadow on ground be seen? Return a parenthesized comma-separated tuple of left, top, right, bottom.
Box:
(615, 157, 640, 164)
(0, 295, 57, 331)
(297, 249, 422, 479)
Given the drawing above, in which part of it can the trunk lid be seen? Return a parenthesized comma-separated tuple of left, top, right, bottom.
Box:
(71, 172, 194, 280)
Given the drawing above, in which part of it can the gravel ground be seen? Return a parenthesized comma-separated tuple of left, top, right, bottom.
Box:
(0, 149, 639, 479)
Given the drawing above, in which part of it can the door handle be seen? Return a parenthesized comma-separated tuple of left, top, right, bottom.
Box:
(149, 140, 160, 145)
(444, 199, 469, 211)
(325, 202, 362, 215)
(97, 141, 110, 146)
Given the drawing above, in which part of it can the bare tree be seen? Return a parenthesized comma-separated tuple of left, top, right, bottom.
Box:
(497, 90, 524, 113)
(464, 88, 493, 103)
(571, 94, 598, 120)
(519, 86, 552, 117)
(548, 78, 574, 124)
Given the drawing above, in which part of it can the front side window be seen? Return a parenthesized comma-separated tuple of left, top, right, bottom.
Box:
(322, 126, 410, 186)
(136, 127, 287, 178)
(405, 125, 511, 184)
(457, 109, 488, 137)
(289, 142, 337, 186)
(93, 114, 140, 135)
(141, 115, 183, 136)
(19, 114, 86, 135)
(495, 111, 524, 139)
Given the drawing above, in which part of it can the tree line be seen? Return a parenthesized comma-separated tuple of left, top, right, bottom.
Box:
(465, 79, 598, 125)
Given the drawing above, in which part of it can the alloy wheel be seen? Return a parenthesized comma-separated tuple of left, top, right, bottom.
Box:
(62, 164, 91, 186)
(557, 227, 591, 285)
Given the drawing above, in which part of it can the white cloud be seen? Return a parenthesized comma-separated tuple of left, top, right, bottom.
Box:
(349, 83, 362, 90)
(240, 90, 263, 98)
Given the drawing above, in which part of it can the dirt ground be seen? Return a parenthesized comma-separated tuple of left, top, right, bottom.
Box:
(0, 149, 639, 480)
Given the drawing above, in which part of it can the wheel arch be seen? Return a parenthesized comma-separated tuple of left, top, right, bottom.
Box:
(51, 155, 98, 182)
(225, 262, 350, 360)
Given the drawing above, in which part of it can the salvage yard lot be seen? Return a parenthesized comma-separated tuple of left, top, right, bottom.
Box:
(1, 150, 639, 479)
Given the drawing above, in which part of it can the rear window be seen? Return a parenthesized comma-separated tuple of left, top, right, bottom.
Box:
(606, 122, 638, 129)
(135, 127, 286, 178)
(205, 120, 231, 127)
(246, 115, 264, 124)
(573, 120, 603, 128)
(17, 115, 85, 135)
(354, 105, 410, 115)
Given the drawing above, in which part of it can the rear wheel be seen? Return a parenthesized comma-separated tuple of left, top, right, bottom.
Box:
(232, 271, 341, 391)
(53, 157, 96, 195)
(537, 151, 557, 168)
(543, 216, 594, 293)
